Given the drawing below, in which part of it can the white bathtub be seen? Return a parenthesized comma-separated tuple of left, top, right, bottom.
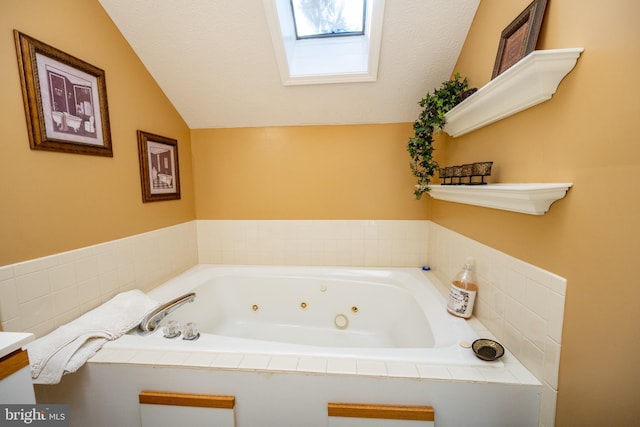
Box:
(106, 265, 491, 366)
(44, 265, 540, 427)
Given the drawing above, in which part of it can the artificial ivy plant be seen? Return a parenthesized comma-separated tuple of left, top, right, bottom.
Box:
(407, 73, 471, 199)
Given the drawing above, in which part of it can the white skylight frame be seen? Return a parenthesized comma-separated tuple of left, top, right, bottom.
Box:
(263, 0, 385, 85)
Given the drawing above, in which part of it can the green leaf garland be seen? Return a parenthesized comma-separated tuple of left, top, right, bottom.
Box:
(408, 73, 470, 199)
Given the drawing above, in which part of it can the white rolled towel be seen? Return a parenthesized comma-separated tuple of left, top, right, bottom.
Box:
(26, 289, 160, 384)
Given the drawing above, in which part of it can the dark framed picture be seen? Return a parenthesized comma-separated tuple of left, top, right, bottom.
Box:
(137, 131, 181, 203)
(491, 0, 548, 78)
(14, 30, 112, 156)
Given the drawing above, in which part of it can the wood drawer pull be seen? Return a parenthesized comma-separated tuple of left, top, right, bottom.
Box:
(0, 349, 30, 381)
(139, 391, 235, 409)
(328, 402, 434, 421)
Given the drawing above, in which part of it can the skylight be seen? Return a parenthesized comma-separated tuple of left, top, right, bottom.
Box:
(291, 0, 366, 39)
(264, 0, 385, 85)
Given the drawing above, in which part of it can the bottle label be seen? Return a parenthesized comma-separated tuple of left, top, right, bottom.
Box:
(447, 285, 476, 318)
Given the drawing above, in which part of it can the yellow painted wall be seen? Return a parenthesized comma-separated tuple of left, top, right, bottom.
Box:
(1, 0, 195, 266)
(192, 125, 428, 219)
(437, 1, 640, 425)
(4, 0, 639, 424)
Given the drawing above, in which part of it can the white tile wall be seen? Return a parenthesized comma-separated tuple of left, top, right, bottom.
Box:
(427, 222, 566, 427)
(0, 222, 197, 337)
(3, 218, 565, 427)
(197, 220, 429, 267)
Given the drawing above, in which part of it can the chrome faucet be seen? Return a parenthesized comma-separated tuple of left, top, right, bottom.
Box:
(139, 292, 196, 333)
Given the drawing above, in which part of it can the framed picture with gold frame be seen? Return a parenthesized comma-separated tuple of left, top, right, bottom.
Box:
(14, 30, 112, 156)
(491, 0, 548, 79)
(137, 130, 181, 203)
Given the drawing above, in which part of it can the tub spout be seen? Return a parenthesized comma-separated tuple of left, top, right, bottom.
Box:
(139, 292, 196, 333)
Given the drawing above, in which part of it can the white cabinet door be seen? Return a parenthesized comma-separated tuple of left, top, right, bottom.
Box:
(139, 391, 235, 427)
(0, 350, 36, 404)
(140, 404, 234, 427)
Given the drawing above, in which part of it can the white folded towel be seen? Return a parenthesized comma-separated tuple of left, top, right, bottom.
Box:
(26, 289, 160, 384)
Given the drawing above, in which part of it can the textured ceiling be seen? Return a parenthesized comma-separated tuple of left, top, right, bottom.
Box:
(98, 0, 480, 129)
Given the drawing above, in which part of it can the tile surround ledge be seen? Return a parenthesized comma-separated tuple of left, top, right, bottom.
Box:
(427, 183, 573, 215)
(88, 314, 540, 387)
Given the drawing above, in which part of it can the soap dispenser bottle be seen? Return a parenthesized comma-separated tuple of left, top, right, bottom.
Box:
(447, 257, 478, 318)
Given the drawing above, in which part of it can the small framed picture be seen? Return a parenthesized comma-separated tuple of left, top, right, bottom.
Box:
(14, 30, 112, 156)
(137, 131, 181, 203)
(491, 0, 548, 79)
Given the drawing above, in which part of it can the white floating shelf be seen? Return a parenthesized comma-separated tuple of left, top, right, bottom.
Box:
(443, 48, 584, 137)
(427, 183, 573, 215)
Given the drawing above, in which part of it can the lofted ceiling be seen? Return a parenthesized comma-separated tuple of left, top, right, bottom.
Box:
(98, 0, 480, 129)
